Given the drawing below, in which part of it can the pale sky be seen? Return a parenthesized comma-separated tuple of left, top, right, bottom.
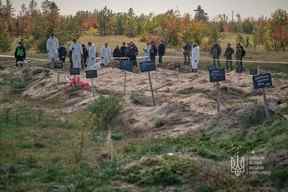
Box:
(12, 0, 288, 19)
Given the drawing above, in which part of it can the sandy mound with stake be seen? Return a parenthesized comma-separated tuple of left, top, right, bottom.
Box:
(10, 64, 285, 137)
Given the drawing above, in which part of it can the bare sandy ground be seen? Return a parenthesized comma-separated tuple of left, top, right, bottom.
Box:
(7, 64, 283, 137)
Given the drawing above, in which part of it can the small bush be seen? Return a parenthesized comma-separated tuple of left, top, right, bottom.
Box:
(239, 105, 269, 128)
(0, 32, 12, 52)
(271, 169, 288, 189)
(122, 156, 198, 186)
(88, 96, 122, 131)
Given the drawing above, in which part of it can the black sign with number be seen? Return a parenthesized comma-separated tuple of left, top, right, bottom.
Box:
(119, 60, 133, 72)
(209, 68, 226, 82)
(85, 70, 98, 79)
(253, 73, 272, 89)
(70, 68, 80, 75)
(140, 61, 156, 73)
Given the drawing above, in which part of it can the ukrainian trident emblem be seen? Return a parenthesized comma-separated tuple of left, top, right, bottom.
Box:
(231, 153, 246, 177)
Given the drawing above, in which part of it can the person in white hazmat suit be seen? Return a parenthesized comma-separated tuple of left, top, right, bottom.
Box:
(143, 42, 151, 62)
(101, 43, 112, 66)
(69, 39, 82, 69)
(46, 33, 59, 67)
(191, 43, 200, 73)
(87, 42, 101, 71)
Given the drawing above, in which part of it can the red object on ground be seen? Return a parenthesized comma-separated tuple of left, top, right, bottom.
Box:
(64, 76, 92, 95)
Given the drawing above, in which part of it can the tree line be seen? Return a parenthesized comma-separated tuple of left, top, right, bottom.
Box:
(0, 0, 287, 52)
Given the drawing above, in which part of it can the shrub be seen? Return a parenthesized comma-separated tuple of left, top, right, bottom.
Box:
(239, 105, 269, 128)
(36, 37, 48, 53)
(0, 32, 12, 52)
(122, 156, 199, 186)
(88, 96, 122, 131)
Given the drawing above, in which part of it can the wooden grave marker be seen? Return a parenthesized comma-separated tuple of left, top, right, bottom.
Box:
(209, 67, 226, 113)
(253, 73, 273, 120)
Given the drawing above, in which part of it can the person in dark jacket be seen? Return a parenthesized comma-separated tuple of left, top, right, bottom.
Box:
(235, 43, 246, 73)
(210, 42, 222, 67)
(120, 42, 128, 57)
(81, 44, 89, 69)
(158, 40, 166, 64)
(58, 44, 67, 63)
(68, 49, 73, 70)
(127, 42, 138, 66)
(150, 41, 158, 64)
(183, 43, 192, 64)
(14, 40, 26, 67)
(224, 43, 234, 71)
(113, 45, 122, 58)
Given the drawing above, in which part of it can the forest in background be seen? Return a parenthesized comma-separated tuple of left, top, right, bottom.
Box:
(0, 0, 288, 53)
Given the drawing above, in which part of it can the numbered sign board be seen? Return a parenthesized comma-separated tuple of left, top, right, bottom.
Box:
(119, 60, 133, 72)
(253, 73, 272, 89)
(140, 61, 156, 73)
(70, 68, 81, 75)
(209, 68, 226, 82)
(86, 70, 98, 79)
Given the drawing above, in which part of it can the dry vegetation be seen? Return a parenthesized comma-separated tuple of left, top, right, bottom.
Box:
(0, 54, 288, 192)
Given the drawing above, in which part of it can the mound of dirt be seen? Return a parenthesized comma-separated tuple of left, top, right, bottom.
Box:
(1, 63, 288, 137)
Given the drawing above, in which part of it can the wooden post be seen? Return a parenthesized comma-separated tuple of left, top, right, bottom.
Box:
(263, 88, 271, 120)
(148, 71, 156, 106)
(216, 82, 221, 113)
(57, 70, 60, 84)
(91, 79, 96, 97)
(123, 72, 127, 96)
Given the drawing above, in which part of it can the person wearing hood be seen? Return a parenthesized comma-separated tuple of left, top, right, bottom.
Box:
(101, 43, 112, 66)
(191, 43, 200, 73)
(143, 42, 151, 62)
(69, 39, 82, 69)
(46, 33, 59, 68)
(15, 40, 26, 67)
(87, 42, 100, 70)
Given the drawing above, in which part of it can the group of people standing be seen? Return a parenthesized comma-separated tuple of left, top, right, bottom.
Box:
(112, 40, 167, 67)
(15, 33, 246, 74)
(46, 34, 111, 71)
(183, 43, 200, 72)
(210, 42, 246, 73)
(45, 34, 168, 72)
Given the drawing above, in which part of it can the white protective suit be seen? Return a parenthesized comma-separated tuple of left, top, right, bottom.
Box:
(69, 42, 82, 69)
(87, 45, 101, 70)
(191, 46, 200, 70)
(46, 37, 59, 63)
(101, 47, 112, 66)
(143, 45, 151, 62)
